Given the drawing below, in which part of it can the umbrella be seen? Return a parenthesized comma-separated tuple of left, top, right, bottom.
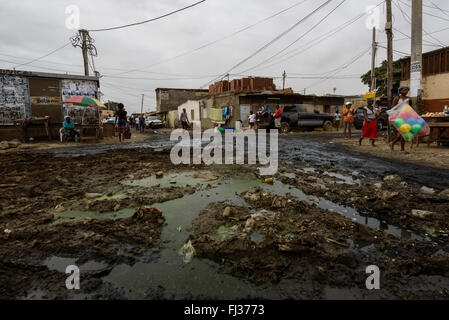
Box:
(65, 96, 105, 108)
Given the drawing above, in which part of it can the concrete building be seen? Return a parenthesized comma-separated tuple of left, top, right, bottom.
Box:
(155, 88, 209, 120)
(173, 90, 344, 129)
(0, 69, 100, 140)
(400, 47, 449, 112)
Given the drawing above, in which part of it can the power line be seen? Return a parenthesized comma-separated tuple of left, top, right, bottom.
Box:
(12, 42, 71, 69)
(306, 46, 371, 89)
(107, 0, 311, 76)
(87, 0, 207, 32)
(237, 0, 385, 75)
(238, 0, 347, 74)
(394, 0, 446, 47)
(400, 0, 449, 21)
(429, 1, 449, 18)
(202, 0, 335, 88)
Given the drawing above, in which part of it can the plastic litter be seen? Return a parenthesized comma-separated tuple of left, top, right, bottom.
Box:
(178, 240, 196, 264)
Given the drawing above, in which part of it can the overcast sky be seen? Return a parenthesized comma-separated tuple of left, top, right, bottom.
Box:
(1, 0, 448, 113)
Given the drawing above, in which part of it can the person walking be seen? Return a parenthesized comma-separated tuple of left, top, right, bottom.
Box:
(180, 108, 189, 130)
(390, 86, 412, 152)
(248, 111, 256, 129)
(114, 103, 128, 143)
(334, 109, 341, 131)
(139, 114, 145, 133)
(274, 105, 282, 129)
(135, 116, 139, 132)
(342, 102, 355, 139)
(359, 98, 377, 147)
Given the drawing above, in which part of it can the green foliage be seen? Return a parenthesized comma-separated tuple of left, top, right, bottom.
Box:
(360, 59, 403, 96)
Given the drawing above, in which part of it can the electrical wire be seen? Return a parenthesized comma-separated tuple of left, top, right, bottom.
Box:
(12, 42, 71, 69)
(306, 45, 371, 89)
(201, 0, 335, 88)
(107, 0, 311, 76)
(394, 0, 446, 47)
(238, 0, 347, 75)
(87, 0, 207, 32)
(237, 0, 385, 75)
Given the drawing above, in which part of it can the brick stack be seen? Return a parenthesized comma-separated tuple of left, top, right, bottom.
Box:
(209, 77, 275, 95)
(208, 80, 230, 95)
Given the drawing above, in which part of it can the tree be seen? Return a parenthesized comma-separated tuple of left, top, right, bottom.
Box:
(361, 59, 403, 96)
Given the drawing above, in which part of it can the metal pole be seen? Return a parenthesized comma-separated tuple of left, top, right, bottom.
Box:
(370, 27, 377, 91)
(141, 94, 144, 115)
(411, 0, 423, 113)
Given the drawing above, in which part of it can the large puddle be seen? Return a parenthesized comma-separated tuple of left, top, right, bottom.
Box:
(48, 170, 429, 299)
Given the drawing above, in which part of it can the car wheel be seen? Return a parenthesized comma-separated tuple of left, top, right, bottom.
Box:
(280, 122, 291, 134)
(323, 121, 333, 131)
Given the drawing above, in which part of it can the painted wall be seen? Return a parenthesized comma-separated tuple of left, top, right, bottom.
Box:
(401, 73, 449, 112)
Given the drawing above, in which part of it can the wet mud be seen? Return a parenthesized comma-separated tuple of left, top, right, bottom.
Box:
(0, 134, 449, 299)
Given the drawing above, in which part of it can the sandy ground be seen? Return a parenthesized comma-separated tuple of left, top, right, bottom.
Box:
(332, 136, 449, 170)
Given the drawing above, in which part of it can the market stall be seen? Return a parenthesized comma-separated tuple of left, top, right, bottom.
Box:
(422, 112, 449, 146)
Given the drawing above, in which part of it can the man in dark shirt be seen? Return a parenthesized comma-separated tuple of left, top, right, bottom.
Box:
(139, 114, 145, 133)
(114, 103, 127, 142)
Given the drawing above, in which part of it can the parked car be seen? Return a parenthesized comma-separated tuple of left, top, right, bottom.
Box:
(353, 107, 389, 130)
(280, 105, 335, 133)
(145, 116, 163, 128)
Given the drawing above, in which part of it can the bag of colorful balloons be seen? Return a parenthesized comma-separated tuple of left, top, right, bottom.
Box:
(387, 102, 430, 141)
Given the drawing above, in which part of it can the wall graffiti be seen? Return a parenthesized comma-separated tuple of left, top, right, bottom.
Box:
(0, 75, 30, 125)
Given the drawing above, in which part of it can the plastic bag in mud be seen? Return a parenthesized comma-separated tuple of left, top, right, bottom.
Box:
(387, 102, 430, 141)
(178, 240, 195, 264)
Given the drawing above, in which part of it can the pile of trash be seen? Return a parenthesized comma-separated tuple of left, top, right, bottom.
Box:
(132, 206, 164, 225)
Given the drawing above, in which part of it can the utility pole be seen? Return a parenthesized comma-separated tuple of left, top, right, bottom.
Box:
(411, 0, 423, 113)
(71, 29, 98, 77)
(141, 94, 144, 115)
(386, 0, 393, 106)
(282, 71, 286, 90)
(370, 27, 377, 92)
(80, 29, 90, 76)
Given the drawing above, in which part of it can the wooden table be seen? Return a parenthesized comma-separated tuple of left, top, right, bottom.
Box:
(76, 124, 100, 142)
(12, 116, 51, 142)
(427, 122, 449, 147)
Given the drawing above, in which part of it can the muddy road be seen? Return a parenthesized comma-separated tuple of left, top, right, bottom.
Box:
(1, 133, 449, 299)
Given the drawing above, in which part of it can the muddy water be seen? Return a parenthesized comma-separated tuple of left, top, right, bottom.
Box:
(102, 178, 282, 299)
(93, 174, 425, 299)
(31, 133, 449, 187)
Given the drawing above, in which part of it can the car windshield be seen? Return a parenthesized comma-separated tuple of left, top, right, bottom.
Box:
(148, 117, 159, 120)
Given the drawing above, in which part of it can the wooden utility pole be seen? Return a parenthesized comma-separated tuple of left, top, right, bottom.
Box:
(80, 29, 90, 76)
(141, 94, 144, 115)
(411, 0, 423, 113)
(370, 27, 377, 92)
(282, 71, 286, 90)
(386, 0, 393, 106)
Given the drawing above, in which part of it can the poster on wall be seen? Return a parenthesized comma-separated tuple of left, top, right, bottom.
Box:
(61, 79, 97, 102)
(63, 105, 99, 125)
(61, 79, 99, 125)
(0, 75, 30, 125)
